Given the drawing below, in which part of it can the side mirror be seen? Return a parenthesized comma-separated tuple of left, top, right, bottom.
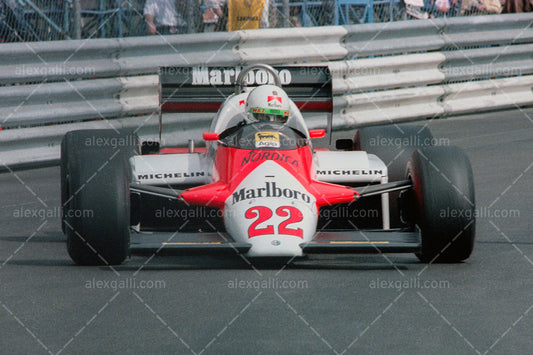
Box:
(309, 129, 326, 139)
(335, 139, 353, 151)
(203, 132, 220, 141)
(141, 140, 160, 155)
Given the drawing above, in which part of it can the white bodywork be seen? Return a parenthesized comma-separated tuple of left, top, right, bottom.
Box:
(131, 154, 211, 186)
(131, 151, 388, 186)
(314, 151, 390, 229)
(224, 160, 318, 257)
(130, 148, 392, 246)
(314, 151, 387, 183)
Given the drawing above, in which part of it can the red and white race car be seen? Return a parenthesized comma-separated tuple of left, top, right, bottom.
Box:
(61, 64, 475, 265)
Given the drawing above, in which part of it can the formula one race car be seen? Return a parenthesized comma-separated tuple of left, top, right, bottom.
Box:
(61, 64, 475, 265)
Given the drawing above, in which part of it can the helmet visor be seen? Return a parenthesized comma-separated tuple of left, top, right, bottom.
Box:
(249, 107, 289, 123)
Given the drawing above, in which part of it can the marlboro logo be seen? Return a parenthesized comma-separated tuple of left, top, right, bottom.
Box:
(267, 96, 282, 107)
(231, 182, 312, 204)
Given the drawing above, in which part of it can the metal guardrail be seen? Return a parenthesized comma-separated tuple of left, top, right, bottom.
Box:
(1, 13, 533, 171)
(333, 75, 533, 127)
(0, 33, 242, 84)
(0, 75, 159, 129)
(343, 13, 533, 58)
(0, 112, 216, 172)
(331, 45, 533, 94)
(3, 13, 532, 84)
(441, 45, 533, 82)
(236, 26, 348, 63)
(329, 53, 446, 93)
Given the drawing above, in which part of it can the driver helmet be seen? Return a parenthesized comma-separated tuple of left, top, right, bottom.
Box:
(244, 85, 290, 124)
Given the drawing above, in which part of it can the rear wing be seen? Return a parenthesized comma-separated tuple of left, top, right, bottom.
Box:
(159, 66, 333, 114)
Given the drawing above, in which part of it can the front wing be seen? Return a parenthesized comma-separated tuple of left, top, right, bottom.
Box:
(129, 229, 421, 256)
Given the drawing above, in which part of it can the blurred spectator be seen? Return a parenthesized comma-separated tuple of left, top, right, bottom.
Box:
(144, 0, 187, 35)
(504, 0, 532, 12)
(406, 0, 462, 17)
(227, 0, 276, 31)
(374, 0, 407, 22)
(461, 0, 502, 14)
(202, 0, 226, 31)
(216, 0, 229, 30)
(289, 5, 313, 27)
(430, 0, 450, 14)
(448, 0, 463, 15)
(404, 0, 431, 18)
(319, 0, 335, 26)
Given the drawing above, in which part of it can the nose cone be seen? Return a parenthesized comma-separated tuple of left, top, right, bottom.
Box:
(246, 235, 305, 257)
(224, 160, 317, 257)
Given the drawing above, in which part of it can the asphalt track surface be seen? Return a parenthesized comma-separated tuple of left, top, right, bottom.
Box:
(1, 109, 532, 354)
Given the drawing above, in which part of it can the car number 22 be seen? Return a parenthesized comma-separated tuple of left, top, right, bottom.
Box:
(245, 206, 303, 238)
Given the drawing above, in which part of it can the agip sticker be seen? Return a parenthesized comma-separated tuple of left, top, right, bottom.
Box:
(255, 132, 280, 148)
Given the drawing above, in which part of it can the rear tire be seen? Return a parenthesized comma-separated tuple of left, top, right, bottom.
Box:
(62, 130, 139, 265)
(354, 125, 434, 227)
(406, 146, 475, 263)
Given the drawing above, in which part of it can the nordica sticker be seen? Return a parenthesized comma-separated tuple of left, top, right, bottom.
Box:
(255, 132, 280, 148)
(240, 150, 299, 168)
(192, 67, 292, 86)
(232, 182, 311, 204)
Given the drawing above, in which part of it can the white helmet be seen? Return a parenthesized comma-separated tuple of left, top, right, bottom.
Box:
(244, 85, 290, 124)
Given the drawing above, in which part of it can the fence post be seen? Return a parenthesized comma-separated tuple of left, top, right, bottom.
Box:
(282, 0, 290, 27)
(72, 0, 81, 39)
(187, 0, 196, 33)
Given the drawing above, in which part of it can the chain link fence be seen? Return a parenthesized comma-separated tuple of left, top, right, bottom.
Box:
(0, 0, 511, 41)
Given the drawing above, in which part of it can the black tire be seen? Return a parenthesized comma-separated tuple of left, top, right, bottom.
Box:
(60, 139, 68, 234)
(62, 129, 139, 265)
(354, 124, 435, 227)
(406, 146, 475, 263)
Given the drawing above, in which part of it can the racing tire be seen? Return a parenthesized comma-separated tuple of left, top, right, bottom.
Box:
(62, 129, 139, 265)
(406, 146, 475, 263)
(354, 125, 435, 227)
(60, 139, 68, 234)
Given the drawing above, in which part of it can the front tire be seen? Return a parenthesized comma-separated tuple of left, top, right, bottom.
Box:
(62, 130, 139, 265)
(406, 146, 475, 263)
